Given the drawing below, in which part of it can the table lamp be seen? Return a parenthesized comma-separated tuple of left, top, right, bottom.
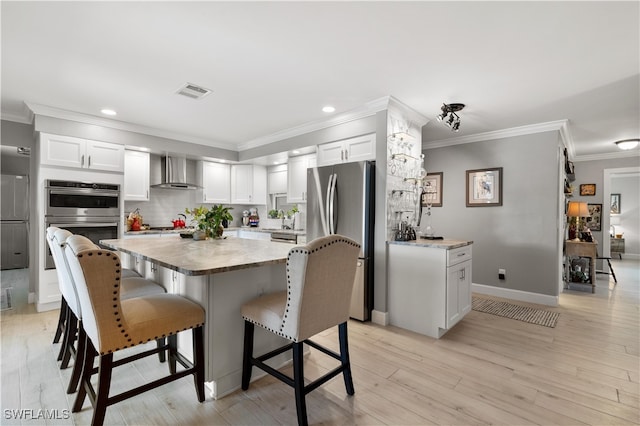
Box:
(567, 201, 589, 241)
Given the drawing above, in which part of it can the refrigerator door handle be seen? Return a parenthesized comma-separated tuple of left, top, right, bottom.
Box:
(330, 173, 338, 234)
(326, 173, 334, 235)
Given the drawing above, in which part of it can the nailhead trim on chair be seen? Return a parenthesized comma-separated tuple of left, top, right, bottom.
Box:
(243, 237, 360, 342)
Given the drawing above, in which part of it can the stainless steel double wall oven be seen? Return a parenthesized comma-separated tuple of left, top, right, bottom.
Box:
(45, 179, 121, 269)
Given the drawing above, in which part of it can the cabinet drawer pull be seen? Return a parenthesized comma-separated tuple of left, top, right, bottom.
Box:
(457, 252, 466, 257)
(81, 155, 85, 166)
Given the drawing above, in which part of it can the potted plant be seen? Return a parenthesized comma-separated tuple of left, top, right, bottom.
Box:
(185, 205, 233, 239)
(207, 204, 233, 238)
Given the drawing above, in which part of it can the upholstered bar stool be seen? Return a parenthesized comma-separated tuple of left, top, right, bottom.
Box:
(46, 227, 166, 395)
(64, 235, 206, 426)
(49, 227, 142, 348)
(241, 235, 361, 426)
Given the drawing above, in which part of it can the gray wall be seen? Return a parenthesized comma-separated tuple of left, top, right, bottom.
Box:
(612, 175, 639, 256)
(422, 131, 561, 297)
(573, 155, 640, 259)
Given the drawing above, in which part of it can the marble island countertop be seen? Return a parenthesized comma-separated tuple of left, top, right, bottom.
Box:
(101, 235, 295, 276)
(387, 238, 473, 250)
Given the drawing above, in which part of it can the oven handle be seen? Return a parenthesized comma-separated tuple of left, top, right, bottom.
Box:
(48, 189, 119, 196)
(47, 222, 119, 228)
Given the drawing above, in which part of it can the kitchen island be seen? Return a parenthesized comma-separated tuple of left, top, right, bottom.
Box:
(100, 235, 295, 398)
(388, 239, 473, 339)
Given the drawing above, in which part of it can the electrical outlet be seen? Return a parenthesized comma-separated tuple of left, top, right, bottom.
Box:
(498, 268, 506, 280)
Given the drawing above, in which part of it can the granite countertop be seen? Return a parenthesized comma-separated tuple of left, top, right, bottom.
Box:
(387, 239, 473, 250)
(101, 235, 295, 276)
(124, 226, 306, 236)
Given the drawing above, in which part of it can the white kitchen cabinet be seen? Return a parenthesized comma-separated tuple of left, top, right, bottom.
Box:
(287, 154, 316, 203)
(268, 165, 288, 194)
(231, 165, 267, 205)
(388, 241, 472, 339)
(200, 161, 231, 203)
(316, 134, 376, 167)
(40, 133, 124, 172)
(124, 150, 150, 201)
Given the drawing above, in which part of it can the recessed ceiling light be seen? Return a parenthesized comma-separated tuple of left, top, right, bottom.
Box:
(101, 108, 117, 116)
(322, 106, 335, 113)
(292, 150, 300, 155)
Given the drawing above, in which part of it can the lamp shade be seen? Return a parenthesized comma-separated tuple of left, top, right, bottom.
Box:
(567, 201, 590, 217)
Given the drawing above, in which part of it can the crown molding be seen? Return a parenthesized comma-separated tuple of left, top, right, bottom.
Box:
(25, 102, 237, 150)
(1, 105, 34, 125)
(386, 96, 430, 128)
(237, 96, 394, 151)
(573, 150, 640, 162)
(424, 119, 571, 150)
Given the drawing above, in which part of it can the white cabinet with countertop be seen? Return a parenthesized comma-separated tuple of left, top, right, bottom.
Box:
(388, 240, 473, 339)
(238, 229, 271, 241)
(287, 154, 316, 203)
(200, 161, 231, 204)
(124, 150, 150, 201)
(231, 164, 267, 204)
(40, 133, 124, 172)
(316, 134, 375, 167)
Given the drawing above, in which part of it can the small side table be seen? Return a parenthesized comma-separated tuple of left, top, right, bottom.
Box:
(610, 238, 625, 259)
(565, 240, 597, 293)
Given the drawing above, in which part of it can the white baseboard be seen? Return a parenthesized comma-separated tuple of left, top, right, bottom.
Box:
(472, 283, 559, 307)
(371, 309, 388, 326)
(36, 300, 60, 312)
(28, 292, 36, 304)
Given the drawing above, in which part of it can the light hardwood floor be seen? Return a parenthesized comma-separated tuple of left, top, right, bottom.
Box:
(1, 259, 638, 425)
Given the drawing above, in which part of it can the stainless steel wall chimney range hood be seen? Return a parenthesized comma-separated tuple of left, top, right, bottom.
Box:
(151, 155, 200, 190)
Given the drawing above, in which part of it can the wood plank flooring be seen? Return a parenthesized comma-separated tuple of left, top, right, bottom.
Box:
(1, 258, 638, 425)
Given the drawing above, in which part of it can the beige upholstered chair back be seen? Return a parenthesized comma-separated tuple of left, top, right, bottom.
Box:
(64, 234, 129, 354)
(46, 227, 80, 316)
(282, 235, 360, 342)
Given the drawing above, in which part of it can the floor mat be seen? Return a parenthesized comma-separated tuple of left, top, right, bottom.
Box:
(472, 296, 558, 328)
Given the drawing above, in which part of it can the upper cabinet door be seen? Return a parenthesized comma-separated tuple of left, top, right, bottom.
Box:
(268, 165, 288, 194)
(202, 161, 231, 204)
(40, 133, 124, 172)
(231, 165, 267, 205)
(316, 134, 376, 167)
(40, 133, 85, 168)
(316, 140, 344, 166)
(86, 140, 125, 172)
(124, 150, 150, 201)
(287, 154, 316, 203)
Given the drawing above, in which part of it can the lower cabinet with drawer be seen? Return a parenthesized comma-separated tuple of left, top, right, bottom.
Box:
(388, 241, 473, 339)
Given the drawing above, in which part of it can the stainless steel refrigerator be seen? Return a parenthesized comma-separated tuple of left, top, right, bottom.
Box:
(1, 174, 29, 270)
(306, 161, 374, 321)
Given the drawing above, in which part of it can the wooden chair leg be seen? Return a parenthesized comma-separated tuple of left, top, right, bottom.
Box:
(67, 323, 86, 394)
(293, 342, 308, 426)
(168, 335, 178, 375)
(241, 321, 254, 390)
(73, 336, 96, 413)
(92, 353, 114, 426)
(193, 326, 205, 402)
(156, 338, 166, 363)
(60, 311, 78, 369)
(338, 322, 355, 395)
(53, 298, 68, 344)
(57, 306, 72, 361)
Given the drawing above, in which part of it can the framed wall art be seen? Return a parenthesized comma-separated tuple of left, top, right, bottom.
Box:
(421, 172, 443, 207)
(586, 203, 602, 231)
(466, 167, 502, 207)
(580, 184, 596, 196)
(611, 193, 621, 214)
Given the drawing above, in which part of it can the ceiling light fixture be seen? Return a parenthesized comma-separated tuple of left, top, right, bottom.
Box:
(322, 106, 335, 113)
(436, 103, 465, 132)
(101, 108, 117, 116)
(615, 139, 639, 150)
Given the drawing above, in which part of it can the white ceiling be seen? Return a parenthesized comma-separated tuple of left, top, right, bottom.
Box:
(2, 1, 639, 159)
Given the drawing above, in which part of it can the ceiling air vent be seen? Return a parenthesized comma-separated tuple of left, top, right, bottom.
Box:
(176, 82, 212, 100)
